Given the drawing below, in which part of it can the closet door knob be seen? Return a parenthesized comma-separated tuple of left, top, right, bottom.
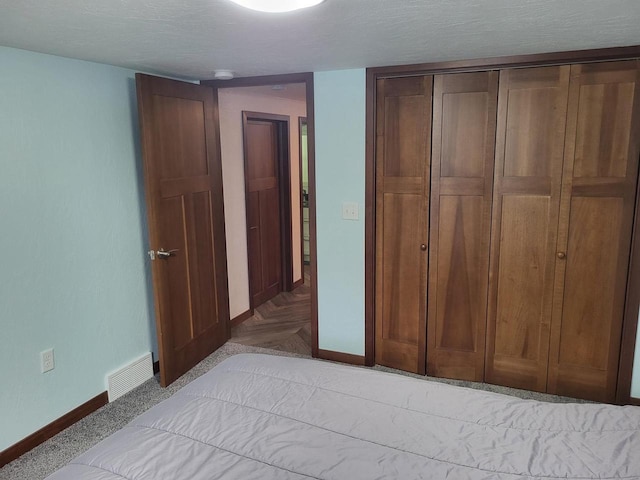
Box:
(557, 252, 566, 260)
(420, 244, 427, 251)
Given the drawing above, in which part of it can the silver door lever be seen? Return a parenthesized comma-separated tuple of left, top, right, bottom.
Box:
(156, 248, 179, 259)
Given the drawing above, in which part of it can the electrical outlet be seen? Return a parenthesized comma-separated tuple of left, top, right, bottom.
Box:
(41, 349, 55, 373)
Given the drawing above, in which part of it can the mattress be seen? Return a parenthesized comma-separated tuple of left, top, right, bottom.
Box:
(46, 353, 640, 479)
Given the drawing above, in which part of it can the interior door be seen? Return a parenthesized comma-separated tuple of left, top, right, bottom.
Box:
(485, 66, 570, 392)
(375, 76, 432, 374)
(136, 74, 230, 387)
(243, 115, 283, 307)
(547, 60, 640, 402)
(427, 71, 498, 381)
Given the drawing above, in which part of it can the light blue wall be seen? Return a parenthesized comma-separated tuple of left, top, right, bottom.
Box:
(0, 47, 156, 451)
(314, 69, 366, 355)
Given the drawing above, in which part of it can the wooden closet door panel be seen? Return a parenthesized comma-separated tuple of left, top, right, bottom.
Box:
(427, 72, 498, 381)
(485, 66, 570, 392)
(381, 194, 424, 344)
(548, 61, 640, 402)
(375, 76, 432, 374)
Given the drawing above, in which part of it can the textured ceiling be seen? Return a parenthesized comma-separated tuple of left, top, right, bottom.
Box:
(0, 0, 639, 80)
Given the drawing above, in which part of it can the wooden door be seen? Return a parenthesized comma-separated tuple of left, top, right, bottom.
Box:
(427, 71, 498, 381)
(375, 76, 432, 374)
(547, 60, 640, 402)
(244, 116, 283, 307)
(136, 74, 229, 387)
(485, 66, 570, 392)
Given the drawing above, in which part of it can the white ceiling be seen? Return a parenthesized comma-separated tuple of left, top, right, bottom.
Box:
(0, 0, 639, 80)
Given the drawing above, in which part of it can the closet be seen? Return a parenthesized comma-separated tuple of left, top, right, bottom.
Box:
(374, 59, 640, 402)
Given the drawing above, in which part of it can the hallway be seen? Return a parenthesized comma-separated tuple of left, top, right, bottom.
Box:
(229, 268, 311, 355)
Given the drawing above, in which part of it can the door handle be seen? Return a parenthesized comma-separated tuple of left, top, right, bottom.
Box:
(156, 248, 179, 259)
(557, 252, 566, 260)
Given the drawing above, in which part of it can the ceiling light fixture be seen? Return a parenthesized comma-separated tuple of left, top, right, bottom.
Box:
(228, 0, 325, 13)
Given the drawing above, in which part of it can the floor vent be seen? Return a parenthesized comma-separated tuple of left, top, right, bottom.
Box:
(107, 353, 153, 402)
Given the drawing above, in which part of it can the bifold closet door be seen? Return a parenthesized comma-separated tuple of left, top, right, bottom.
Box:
(375, 76, 432, 374)
(485, 66, 571, 392)
(547, 60, 640, 402)
(427, 71, 498, 381)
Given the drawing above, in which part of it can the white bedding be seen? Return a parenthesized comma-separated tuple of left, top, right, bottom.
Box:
(46, 354, 640, 479)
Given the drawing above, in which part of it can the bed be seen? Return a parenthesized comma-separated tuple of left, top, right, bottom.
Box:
(46, 353, 640, 479)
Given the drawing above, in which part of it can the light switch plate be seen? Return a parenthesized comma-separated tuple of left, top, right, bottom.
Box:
(342, 202, 359, 220)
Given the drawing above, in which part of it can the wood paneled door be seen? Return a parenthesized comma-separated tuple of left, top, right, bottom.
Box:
(485, 66, 571, 392)
(427, 71, 498, 381)
(367, 49, 640, 403)
(243, 112, 293, 309)
(375, 76, 432, 374)
(547, 60, 640, 402)
(485, 61, 640, 401)
(136, 74, 230, 387)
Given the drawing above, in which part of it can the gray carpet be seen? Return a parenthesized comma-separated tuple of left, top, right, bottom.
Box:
(1, 342, 587, 480)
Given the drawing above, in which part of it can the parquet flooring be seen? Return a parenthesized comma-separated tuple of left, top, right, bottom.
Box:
(230, 267, 311, 355)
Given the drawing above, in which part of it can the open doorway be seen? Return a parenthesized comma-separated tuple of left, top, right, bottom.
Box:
(210, 79, 314, 356)
(300, 117, 310, 277)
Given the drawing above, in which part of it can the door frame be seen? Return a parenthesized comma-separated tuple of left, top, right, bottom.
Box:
(365, 45, 640, 403)
(242, 111, 293, 308)
(201, 73, 319, 358)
